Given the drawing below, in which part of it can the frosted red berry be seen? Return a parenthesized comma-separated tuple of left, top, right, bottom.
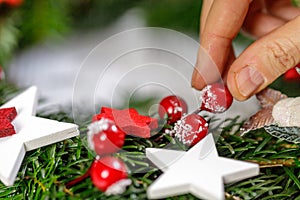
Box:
(158, 95, 188, 124)
(284, 66, 300, 82)
(90, 156, 129, 192)
(200, 83, 233, 113)
(174, 113, 208, 146)
(87, 118, 125, 155)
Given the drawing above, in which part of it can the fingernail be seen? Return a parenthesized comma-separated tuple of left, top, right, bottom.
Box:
(236, 66, 264, 97)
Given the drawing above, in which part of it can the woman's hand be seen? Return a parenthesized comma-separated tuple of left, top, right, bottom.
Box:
(192, 0, 300, 100)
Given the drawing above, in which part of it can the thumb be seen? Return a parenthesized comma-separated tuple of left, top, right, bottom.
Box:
(227, 15, 300, 101)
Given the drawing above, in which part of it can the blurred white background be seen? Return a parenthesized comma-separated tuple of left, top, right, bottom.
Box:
(8, 9, 259, 120)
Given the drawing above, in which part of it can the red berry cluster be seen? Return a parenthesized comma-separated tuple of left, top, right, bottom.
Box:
(159, 83, 233, 147)
(68, 84, 233, 193)
(73, 107, 158, 194)
(86, 119, 129, 194)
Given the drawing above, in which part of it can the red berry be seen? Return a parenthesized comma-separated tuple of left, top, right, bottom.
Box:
(284, 66, 300, 82)
(90, 156, 130, 193)
(200, 83, 233, 113)
(4, 0, 23, 7)
(158, 95, 188, 124)
(87, 118, 125, 155)
(174, 114, 208, 146)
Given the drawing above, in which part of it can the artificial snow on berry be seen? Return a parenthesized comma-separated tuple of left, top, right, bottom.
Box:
(173, 114, 209, 146)
(200, 83, 233, 113)
(90, 156, 131, 195)
(87, 118, 125, 155)
(158, 95, 188, 124)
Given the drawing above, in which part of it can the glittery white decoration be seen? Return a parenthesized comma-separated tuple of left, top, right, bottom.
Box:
(264, 125, 300, 143)
(146, 134, 259, 200)
(272, 97, 300, 127)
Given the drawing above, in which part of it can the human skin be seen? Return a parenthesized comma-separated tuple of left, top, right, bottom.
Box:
(192, 0, 300, 101)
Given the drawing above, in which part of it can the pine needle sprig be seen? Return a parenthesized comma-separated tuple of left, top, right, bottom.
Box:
(218, 121, 300, 199)
(1, 82, 300, 199)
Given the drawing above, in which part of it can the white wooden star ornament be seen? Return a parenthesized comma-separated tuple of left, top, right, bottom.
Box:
(146, 134, 260, 200)
(0, 86, 79, 186)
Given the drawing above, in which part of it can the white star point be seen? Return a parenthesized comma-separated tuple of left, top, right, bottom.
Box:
(0, 86, 79, 186)
(146, 134, 259, 200)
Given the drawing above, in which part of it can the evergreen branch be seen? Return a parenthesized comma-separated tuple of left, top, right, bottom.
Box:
(0, 82, 300, 199)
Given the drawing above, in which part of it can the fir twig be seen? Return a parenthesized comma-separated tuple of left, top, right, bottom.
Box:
(1, 82, 300, 199)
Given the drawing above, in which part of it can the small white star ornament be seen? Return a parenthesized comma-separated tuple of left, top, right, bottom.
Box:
(146, 134, 259, 200)
(0, 86, 79, 186)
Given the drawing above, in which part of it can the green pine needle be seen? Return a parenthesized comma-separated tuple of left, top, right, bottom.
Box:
(1, 81, 300, 199)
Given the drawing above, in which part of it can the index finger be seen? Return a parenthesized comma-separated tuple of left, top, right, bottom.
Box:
(192, 0, 253, 90)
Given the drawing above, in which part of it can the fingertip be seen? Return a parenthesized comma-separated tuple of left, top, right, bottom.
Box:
(230, 89, 249, 101)
(227, 87, 249, 101)
(227, 69, 250, 101)
(191, 56, 224, 91)
(191, 69, 206, 90)
(226, 15, 300, 101)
